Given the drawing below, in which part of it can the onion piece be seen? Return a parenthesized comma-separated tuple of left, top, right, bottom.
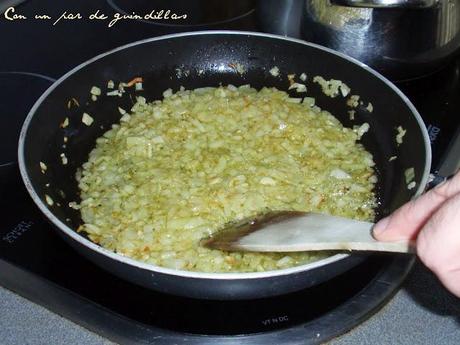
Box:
(82, 113, 94, 126)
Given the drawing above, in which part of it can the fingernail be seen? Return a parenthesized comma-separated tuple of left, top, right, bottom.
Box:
(373, 217, 390, 236)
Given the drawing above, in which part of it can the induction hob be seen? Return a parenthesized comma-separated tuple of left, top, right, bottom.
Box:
(1, 1, 459, 344)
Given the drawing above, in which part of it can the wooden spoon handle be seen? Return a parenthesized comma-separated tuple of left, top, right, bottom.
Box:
(207, 212, 415, 253)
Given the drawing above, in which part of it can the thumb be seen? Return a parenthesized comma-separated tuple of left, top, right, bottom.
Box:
(373, 171, 460, 242)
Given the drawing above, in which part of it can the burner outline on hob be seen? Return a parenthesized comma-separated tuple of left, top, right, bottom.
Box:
(0, 71, 55, 167)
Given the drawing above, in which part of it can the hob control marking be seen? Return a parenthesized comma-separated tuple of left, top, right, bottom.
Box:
(261, 315, 289, 326)
(2, 221, 34, 244)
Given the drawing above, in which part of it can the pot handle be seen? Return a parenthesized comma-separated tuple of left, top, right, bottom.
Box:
(329, 0, 439, 8)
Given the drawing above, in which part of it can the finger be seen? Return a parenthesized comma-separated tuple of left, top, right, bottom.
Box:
(416, 193, 460, 297)
(373, 171, 460, 241)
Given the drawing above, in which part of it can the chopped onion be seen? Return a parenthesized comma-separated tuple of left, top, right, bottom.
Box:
(260, 177, 277, 185)
(347, 95, 360, 108)
(330, 168, 351, 179)
(120, 114, 131, 122)
(45, 194, 54, 206)
(354, 122, 370, 139)
(313, 76, 348, 98)
(77, 85, 377, 273)
(90, 86, 101, 96)
(269, 66, 280, 77)
(61, 117, 69, 128)
(82, 113, 94, 126)
(303, 97, 315, 107)
(107, 90, 120, 97)
(162, 88, 173, 98)
(405, 167, 415, 184)
(339, 83, 351, 97)
(39, 161, 47, 173)
(366, 102, 374, 113)
(60, 153, 68, 165)
(288, 82, 307, 93)
(396, 126, 407, 145)
(287, 74, 296, 86)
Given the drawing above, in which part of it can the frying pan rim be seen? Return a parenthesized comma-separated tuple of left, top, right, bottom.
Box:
(18, 30, 431, 280)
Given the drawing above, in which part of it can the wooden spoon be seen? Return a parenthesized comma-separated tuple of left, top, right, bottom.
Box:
(202, 211, 414, 253)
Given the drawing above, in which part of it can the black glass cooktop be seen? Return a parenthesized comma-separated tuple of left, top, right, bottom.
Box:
(0, 204, 412, 343)
(1, 1, 459, 344)
(0, 73, 414, 344)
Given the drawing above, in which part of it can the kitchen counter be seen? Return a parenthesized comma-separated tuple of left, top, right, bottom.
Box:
(1, 261, 459, 345)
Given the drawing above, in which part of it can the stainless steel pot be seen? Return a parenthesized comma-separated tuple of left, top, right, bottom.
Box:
(301, 0, 460, 80)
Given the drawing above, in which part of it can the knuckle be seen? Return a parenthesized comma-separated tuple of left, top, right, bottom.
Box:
(434, 171, 460, 197)
(417, 233, 436, 269)
(416, 225, 444, 274)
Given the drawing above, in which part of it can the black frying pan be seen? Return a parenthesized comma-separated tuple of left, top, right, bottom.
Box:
(18, 31, 431, 300)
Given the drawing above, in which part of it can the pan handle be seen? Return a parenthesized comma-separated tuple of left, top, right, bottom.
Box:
(428, 126, 460, 189)
(329, 0, 439, 8)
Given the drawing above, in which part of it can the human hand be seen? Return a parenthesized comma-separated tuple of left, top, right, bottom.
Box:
(373, 170, 460, 297)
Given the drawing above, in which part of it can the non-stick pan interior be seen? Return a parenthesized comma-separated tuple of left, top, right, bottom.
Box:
(21, 32, 429, 241)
